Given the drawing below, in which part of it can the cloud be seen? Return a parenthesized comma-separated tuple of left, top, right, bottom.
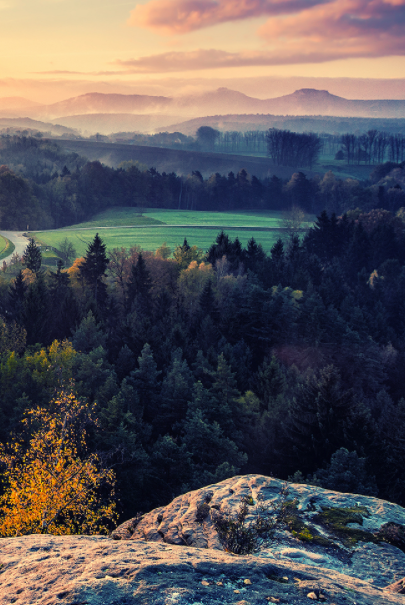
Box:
(128, 0, 326, 34)
(127, 0, 405, 66)
(34, 70, 122, 75)
(259, 0, 405, 40)
(115, 48, 347, 73)
(258, 0, 405, 60)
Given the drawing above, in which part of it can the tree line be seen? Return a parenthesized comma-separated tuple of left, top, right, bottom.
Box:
(339, 131, 405, 165)
(1, 136, 405, 231)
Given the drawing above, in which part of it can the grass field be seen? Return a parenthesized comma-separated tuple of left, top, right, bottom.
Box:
(0, 235, 15, 261)
(65, 208, 292, 229)
(33, 208, 312, 258)
(316, 160, 373, 181)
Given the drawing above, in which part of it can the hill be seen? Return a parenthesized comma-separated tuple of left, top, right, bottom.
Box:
(0, 117, 78, 136)
(55, 138, 311, 178)
(44, 92, 172, 117)
(12, 88, 405, 128)
(165, 113, 405, 135)
(50, 112, 185, 135)
(0, 96, 40, 116)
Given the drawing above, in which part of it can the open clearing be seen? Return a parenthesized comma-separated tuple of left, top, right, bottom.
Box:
(0, 234, 15, 261)
(33, 208, 311, 257)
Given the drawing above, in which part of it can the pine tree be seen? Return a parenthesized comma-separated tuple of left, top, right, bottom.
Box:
(181, 406, 247, 488)
(129, 343, 161, 424)
(158, 349, 194, 434)
(23, 238, 42, 273)
(253, 355, 286, 412)
(8, 270, 27, 322)
(126, 252, 151, 312)
(49, 260, 77, 341)
(79, 233, 109, 306)
(199, 279, 216, 317)
(210, 353, 242, 439)
(284, 365, 365, 475)
(23, 273, 49, 346)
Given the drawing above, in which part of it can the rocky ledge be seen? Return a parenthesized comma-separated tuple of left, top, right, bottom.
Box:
(1, 474, 405, 604)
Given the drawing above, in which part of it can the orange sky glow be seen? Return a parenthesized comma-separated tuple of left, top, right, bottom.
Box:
(1, 0, 405, 102)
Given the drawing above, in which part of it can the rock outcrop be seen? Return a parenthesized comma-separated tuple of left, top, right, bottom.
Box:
(2, 474, 405, 604)
(113, 474, 405, 589)
(1, 534, 404, 605)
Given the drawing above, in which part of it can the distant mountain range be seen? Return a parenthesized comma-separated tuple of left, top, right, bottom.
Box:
(165, 114, 405, 136)
(0, 117, 77, 136)
(1, 88, 405, 135)
(0, 97, 40, 113)
(51, 113, 185, 135)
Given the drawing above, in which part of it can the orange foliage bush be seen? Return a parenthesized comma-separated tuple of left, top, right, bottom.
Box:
(0, 389, 117, 536)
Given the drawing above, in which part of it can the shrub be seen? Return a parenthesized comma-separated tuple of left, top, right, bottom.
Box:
(210, 485, 289, 555)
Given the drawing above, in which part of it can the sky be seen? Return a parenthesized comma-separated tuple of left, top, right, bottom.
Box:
(1, 0, 405, 102)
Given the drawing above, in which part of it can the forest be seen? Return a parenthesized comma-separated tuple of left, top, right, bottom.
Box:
(1, 135, 405, 231)
(1, 134, 405, 534)
(0, 206, 405, 526)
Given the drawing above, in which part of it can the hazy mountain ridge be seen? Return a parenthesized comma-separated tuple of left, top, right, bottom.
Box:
(0, 117, 78, 136)
(0, 96, 40, 114)
(165, 113, 405, 135)
(4, 88, 405, 125)
(50, 112, 185, 135)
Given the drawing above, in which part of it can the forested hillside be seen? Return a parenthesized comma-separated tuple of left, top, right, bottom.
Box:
(1, 135, 405, 230)
(1, 134, 405, 528)
(0, 208, 405, 523)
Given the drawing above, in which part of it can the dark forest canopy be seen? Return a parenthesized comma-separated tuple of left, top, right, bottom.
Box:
(0, 206, 405, 525)
(0, 135, 405, 230)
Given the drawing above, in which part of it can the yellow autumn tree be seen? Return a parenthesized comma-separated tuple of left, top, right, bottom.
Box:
(0, 388, 117, 537)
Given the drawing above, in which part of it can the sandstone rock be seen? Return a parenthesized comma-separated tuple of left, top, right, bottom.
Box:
(386, 578, 405, 594)
(1, 534, 404, 605)
(2, 474, 405, 604)
(113, 474, 405, 589)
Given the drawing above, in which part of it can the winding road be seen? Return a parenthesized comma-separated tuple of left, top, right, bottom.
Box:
(0, 231, 29, 263)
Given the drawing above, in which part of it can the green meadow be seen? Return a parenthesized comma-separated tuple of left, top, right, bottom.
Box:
(33, 208, 311, 258)
(0, 235, 15, 261)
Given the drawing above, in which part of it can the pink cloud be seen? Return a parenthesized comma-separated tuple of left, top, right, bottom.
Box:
(259, 0, 405, 40)
(128, 0, 326, 35)
(257, 0, 405, 61)
(126, 0, 405, 68)
(115, 48, 359, 73)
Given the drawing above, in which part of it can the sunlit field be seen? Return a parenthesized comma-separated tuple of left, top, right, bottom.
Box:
(0, 235, 15, 261)
(33, 208, 312, 258)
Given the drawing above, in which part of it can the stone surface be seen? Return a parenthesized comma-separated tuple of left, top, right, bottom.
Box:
(2, 474, 405, 604)
(1, 534, 404, 605)
(113, 474, 405, 588)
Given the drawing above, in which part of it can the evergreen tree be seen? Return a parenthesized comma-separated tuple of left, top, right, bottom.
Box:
(128, 343, 161, 424)
(23, 238, 42, 273)
(79, 233, 109, 306)
(181, 407, 247, 488)
(199, 279, 216, 318)
(253, 355, 286, 412)
(158, 348, 194, 435)
(23, 274, 49, 346)
(210, 353, 242, 439)
(284, 365, 366, 474)
(8, 270, 27, 323)
(309, 447, 378, 497)
(71, 310, 107, 353)
(270, 238, 285, 285)
(149, 435, 193, 506)
(126, 252, 151, 312)
(49, 259, 77, 340)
